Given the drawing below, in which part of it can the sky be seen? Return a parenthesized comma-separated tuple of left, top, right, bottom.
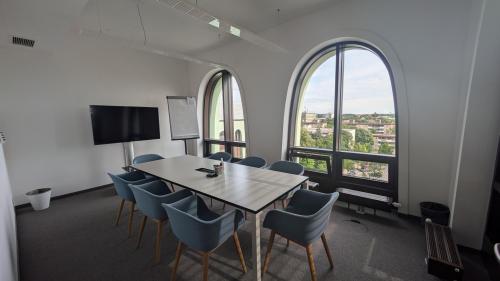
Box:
(301, 48, 395, 114)
(232, 76, 245, 119)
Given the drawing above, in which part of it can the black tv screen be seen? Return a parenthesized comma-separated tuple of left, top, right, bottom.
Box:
(90, 105, 160, 145)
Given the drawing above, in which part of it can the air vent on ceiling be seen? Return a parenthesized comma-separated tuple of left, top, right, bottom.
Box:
(12, 36, 35, 48)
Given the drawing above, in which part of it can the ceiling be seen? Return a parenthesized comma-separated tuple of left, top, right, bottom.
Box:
(0, 0, 335, 56)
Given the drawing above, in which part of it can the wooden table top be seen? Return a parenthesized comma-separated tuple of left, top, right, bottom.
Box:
(131, 155, 308, 213)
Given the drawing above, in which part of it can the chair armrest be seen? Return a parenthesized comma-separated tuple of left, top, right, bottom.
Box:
(287, 190, 338, 213)
(159, 189, 192, 204)
(263, 209, 315, 246)
(129, 177, 156, 185)
(121, 170, 146, 181)
(204, 209, 245, 248)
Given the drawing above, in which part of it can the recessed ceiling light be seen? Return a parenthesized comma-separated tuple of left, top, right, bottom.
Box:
(230, 26, 241, 37)
(209, 19, 220, 28)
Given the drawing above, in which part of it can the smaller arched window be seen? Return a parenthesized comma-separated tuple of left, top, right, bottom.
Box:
(203, 71, 247, 159)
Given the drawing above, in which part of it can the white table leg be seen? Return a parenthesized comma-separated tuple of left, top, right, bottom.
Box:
(302, 180, 309, 190)
(249, 212, 262, 281)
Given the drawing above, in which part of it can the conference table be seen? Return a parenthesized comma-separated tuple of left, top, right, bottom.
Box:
(131, 155, 308, 281)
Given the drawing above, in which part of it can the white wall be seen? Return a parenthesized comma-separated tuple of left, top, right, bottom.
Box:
(0, 34, 190, 205)
(0, 144, 18, 281)
(188, 0, 482, 216)
(450, 0, 500, 249)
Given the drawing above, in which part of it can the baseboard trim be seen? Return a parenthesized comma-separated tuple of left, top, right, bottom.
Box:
(15, 184, 113, 211)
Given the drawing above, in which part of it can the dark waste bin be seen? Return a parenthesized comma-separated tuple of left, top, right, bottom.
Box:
(420, 202, 450, 225)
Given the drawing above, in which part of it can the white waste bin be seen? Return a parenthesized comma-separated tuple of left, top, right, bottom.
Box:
(26, 188, 52, 211)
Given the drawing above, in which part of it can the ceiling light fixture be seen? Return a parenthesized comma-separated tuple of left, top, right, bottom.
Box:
(209, 19, 220, 28)
(155, 0, 287, 53)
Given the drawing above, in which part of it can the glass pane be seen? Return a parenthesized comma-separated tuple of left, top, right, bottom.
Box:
(295, 157, 328, 173)
(232, 146, 247, 159)
(209, 77, 225, 140)
(342, 159, 389, 182)
(231, 76, 246, 142)
(210, 143, 225, 154)
(340, 46, 396, 155)
(295, 50, 336, 150)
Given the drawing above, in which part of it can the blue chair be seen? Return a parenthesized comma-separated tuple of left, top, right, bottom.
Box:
(268, 160, 305, 208)
(162, 195, 247, 281)
(132, 154, 165, 180)
(129, 181, 192, 264)
(207, 151, 232, 162)
(236, 156, 267, 168)
(262, 190, 339, 281)
(107, 171, 156, 237)
(132, 154, 164, 164)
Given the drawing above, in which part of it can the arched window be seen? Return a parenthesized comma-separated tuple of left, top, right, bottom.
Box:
(289, 41, 397, 201)
(204, 71, 246, 159)
(235, 130, 242, 141)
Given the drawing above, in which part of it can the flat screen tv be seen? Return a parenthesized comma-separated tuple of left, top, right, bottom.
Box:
(90, 105, 160, 145)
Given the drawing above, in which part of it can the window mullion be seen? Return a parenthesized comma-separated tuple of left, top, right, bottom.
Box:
(334, 44, 344, 153)
(222, 72, 232, 154)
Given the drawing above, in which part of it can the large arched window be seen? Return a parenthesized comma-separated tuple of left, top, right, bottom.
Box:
(204, 70, 246, 159)
(289, 41, 397, 203)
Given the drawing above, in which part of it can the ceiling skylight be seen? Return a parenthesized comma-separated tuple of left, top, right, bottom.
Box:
(230, 26, 241, 37)
(209, 19, 220, 28)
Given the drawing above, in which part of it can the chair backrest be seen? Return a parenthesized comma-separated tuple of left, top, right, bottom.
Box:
(162, 195, 238, 252)
(236, 156, 267, 168)
(133, 154, 164, 164)
(107, 171, 148, 202)
(495, 243, 500, 264)
(129, 180, 171, 220)
(207, 152, 232, 162)
(290, 190, 339, 245)
(269, 160, 304, 175)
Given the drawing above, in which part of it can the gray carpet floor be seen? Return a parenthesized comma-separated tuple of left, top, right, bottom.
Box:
(16, 186, 491, 281)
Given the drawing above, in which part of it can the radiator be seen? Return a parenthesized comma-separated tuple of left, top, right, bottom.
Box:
(425, 221, 463, 280)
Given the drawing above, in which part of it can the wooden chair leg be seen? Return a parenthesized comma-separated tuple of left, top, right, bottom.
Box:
(171, 242, 184, 281)
(223, 203, 226, 210)
(233, 232, 247, 273)
(127, 202, 135, 237)
(321, 233, 334, 269)
(262, 231, 276, 274)
(273, 202, 277, 208)
(115, 199, 125, 226)
(281, 199, 286, 208)
(136, 216, 147, 249)
(155, 220, 162, 264)
(202, 252, 210, 281)
(306, 244, 317, 281)
(286, 239, 290, 247)
(210, 198, 213, 207)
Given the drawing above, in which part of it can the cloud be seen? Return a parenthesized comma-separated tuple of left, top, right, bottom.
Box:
(300, 49, 395, 114)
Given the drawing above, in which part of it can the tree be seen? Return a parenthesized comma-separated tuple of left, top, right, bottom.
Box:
(300, 128, 315, 147)
(355, 128, 374, 145)
(325, 117, 334, 128)
(340, 130, 353, 151)
(378, 142, 394, 155)
(368, 163, 383, 180)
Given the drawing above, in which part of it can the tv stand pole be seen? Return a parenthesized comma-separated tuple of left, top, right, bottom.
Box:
(122, 142, 135, 167)
(184, 139, 188, 155)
